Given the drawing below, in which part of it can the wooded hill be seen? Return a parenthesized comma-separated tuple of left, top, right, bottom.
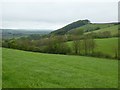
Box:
(50, 20, 118, 38)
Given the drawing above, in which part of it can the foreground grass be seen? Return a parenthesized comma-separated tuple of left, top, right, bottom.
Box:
(3, 48, 118, 88)
(0, 48, 2, 89)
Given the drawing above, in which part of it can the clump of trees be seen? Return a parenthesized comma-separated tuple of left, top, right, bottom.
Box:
(72, 34, 96, 56)
(43, 36, 71, 54)
(73, 40, 81, 55)
(83, 35, 96, 55)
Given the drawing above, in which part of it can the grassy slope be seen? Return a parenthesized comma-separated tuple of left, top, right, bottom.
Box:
(67, 38, 118, 57)
(85, 25, 118, 36)
(67, 23, 115, 35)
(3, 48, 118, 88)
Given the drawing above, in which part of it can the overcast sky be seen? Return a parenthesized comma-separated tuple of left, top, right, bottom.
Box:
(1, 0, 119, 30)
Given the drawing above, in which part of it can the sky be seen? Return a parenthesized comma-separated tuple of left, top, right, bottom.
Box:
(1, 0, 119, 30)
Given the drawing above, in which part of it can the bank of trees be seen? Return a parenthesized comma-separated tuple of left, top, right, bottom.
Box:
(2, 34, 119, 59)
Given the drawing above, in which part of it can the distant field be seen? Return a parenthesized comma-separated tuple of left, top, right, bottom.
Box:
(67, 38, 118, 57)
(2, 29, 51, 39)
(3, 48, 118, 88)
(67, 23, 116, 35)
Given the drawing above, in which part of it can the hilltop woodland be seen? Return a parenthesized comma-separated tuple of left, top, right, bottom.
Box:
(2, 20, 119, 59)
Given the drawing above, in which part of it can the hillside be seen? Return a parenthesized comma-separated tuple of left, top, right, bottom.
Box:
(50, 19, 90, 35)
(3, 48, 118, 88)
(84, 24, 118, 36)
(50, 19, 118, 36)
(68, 23, 116, 35)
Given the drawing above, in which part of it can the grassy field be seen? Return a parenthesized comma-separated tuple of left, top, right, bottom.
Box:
(67, 38, 118, 57)
(94, 38, 118, 56)
(85, 25, 118, 36)
(2, 48, 118, 88)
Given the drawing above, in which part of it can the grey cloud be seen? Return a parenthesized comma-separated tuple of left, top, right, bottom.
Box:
(2, 1, 118, 29)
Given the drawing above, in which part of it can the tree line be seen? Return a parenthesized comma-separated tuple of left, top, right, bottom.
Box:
(2, 34, 119, 60)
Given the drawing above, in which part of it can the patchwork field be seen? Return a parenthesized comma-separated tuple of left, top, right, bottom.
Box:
(2, 48, 118, 88)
